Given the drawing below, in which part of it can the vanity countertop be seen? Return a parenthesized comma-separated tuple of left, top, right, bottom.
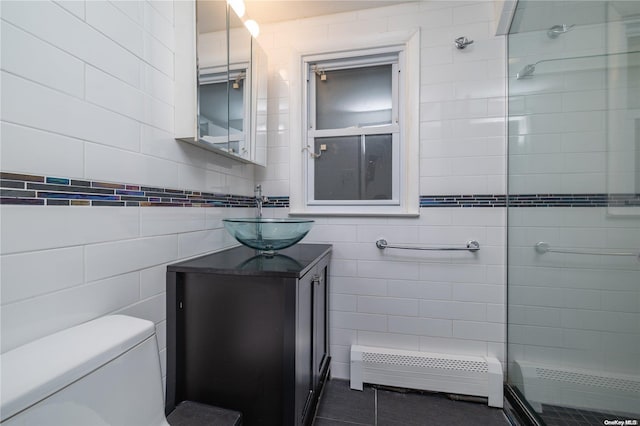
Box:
(167, 243, 332, 278)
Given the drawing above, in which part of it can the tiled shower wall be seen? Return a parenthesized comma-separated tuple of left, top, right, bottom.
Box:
(0, 0, 256, 386)
(256, 1, 508, 379)
(508, 14, 639, 195)
(509, 207, 640, 376)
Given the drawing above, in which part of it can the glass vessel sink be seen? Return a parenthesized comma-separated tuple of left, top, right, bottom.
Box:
(223, 218, 314, 255)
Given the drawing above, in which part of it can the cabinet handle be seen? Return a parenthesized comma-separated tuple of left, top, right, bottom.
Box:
(311, 274, 321, 285)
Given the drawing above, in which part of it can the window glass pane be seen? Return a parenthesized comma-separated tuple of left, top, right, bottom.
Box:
(363, 134, 393, 200)
(316, 65, 392, 130)
(199, 81, 228, 137)
(314, 134, 392, 201)
(314, 136, 361, 200)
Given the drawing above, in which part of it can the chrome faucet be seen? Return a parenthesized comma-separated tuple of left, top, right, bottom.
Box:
(254, 185, 268, 218)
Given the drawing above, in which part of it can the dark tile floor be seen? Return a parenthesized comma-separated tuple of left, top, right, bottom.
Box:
(539, 404, 638, 426)
(314, 379, 510, 426)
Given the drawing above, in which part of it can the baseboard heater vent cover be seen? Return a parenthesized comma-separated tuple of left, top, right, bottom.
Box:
(512, 360, 640, 415)
(350, 345, 503, 408)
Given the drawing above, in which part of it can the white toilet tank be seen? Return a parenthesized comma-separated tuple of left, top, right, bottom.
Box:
(0, 315, 170, 426)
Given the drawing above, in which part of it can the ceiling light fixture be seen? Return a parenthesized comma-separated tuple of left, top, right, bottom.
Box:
(227, 0, 245, 18)
(244, 19, 260, 38)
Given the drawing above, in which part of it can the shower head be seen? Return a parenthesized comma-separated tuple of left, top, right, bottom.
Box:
(516, 63, 536, 80)
(547, 24, 575, 39)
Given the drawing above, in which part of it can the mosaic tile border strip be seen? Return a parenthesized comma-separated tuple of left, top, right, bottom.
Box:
(1, 172, 638, 208)
(420, 195, 506, 207)
(508, 193, 639, 207)
(420, 194, 640, 208)
(0, 172, 289, 208)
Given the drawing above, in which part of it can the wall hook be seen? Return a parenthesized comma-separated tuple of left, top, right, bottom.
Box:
(454, 36, 474, 50)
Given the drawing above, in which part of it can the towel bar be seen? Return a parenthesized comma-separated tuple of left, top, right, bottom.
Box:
(376, 239, 480, 252)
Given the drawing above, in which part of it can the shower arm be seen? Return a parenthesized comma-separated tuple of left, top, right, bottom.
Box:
(516, 49, 640, 79)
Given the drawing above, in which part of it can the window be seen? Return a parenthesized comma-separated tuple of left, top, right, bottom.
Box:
(308, 57, 399, 205)
(294, 39, 419, 216)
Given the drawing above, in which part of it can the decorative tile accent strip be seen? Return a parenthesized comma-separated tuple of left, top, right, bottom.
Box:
(1, 173, 43, 183)
(507, 193, 640, 207)
(0, 172, 262, 208)
(45, 177, 70, 185)
(604, 193, 640, 207)
(420, 194, 640, 208)
(1, 172, 638, 208)
(0, 197, 44, 205)
(420, 195, 506, 208)
(263, 196, 290, 208)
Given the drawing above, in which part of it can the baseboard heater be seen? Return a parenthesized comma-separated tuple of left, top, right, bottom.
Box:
(350, 345, 503, 408)
(512, 360, 640, 415)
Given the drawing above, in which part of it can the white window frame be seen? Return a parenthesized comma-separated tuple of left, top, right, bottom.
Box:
(306, 53, 400, 206)
(289, 31, 420, 217)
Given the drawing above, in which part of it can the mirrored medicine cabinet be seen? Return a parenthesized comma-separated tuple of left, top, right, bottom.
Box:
(175, 1, 267, 166)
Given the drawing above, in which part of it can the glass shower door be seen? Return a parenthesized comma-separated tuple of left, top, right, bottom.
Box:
(506, 1, 640, 424)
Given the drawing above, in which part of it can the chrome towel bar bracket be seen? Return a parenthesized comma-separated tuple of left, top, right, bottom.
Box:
(376, 239, 480, 252)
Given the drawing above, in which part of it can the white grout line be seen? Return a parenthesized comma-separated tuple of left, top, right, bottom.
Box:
(374, 387, 378, 426)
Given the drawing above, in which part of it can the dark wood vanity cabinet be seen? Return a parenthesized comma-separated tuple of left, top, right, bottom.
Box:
(166, 244, 331, 426)
(295, 257, 329, 424)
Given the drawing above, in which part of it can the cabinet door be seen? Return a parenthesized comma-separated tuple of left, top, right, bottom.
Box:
(313, 263, 329, 389)
(295, 271, 314, 425)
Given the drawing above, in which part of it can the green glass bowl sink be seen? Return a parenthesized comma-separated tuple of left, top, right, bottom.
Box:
(222, 218, 314, 254)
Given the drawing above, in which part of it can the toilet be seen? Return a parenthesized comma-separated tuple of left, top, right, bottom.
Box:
(0, 315, 170, 425)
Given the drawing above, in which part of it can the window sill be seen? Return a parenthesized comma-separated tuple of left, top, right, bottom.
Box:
(288, 210, 419, 218)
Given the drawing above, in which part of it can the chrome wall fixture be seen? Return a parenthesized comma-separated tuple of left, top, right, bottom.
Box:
(376, 239, 480, 252)
(516, 63, 536, 79)
(454, 36, 474, 49)
(547, 24, 575, 38)
(535, 242, 640, 261)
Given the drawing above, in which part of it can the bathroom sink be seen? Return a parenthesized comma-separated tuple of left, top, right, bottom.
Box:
(222, 218, 314, 254)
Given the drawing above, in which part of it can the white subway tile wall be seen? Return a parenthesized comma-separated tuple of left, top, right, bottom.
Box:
(1, 0, 512, 386)
(263, 208, 506, 378)
(0, 0, 256, 388)
(256, 1, 508, 379)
